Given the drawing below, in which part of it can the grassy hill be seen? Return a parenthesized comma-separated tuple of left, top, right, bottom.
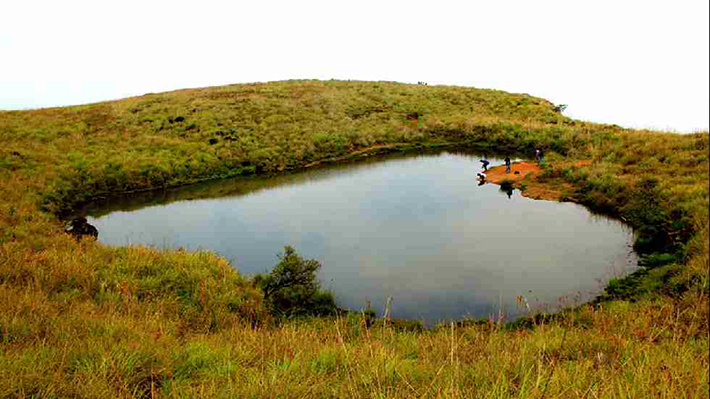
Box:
(0, 80, 707, 397)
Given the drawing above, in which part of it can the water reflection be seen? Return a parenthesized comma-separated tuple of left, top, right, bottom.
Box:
(84, 150, 637, 324)
(501, 186, 514, 199)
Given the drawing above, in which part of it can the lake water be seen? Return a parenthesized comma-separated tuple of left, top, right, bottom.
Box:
(83, 150, 638, 324)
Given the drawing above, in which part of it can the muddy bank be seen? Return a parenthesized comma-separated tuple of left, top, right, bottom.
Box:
(482, 161, 565, 201)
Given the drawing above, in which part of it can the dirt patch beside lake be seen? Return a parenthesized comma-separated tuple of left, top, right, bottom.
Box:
(483, 161, 541, 184)
(483, 161, 571, 201)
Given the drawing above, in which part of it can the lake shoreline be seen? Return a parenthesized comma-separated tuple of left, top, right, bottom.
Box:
(79, 144, 643, 328)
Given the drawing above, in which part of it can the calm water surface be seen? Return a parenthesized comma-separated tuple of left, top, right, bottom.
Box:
(84, 150, 638, 324)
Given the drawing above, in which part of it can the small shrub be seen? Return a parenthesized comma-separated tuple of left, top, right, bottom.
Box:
(255, 246, 338, 317)
(553, 104, 568, 113)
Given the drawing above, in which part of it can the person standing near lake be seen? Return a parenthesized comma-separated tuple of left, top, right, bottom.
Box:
(505, 156, 511, 174)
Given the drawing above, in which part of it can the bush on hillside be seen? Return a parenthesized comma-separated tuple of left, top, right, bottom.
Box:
(253, 246, 338, 317)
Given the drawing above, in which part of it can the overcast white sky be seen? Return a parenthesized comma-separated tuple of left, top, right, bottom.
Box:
(2, 1, 708, 132)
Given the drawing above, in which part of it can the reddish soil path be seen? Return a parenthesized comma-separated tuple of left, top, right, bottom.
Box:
(481, 161, 571, 201)
(482, 161, 542, 184)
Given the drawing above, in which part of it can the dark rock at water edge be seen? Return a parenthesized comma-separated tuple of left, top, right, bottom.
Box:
(65, 217, 98, 240)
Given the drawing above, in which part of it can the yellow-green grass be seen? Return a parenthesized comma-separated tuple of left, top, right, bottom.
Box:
(0, 80, 707, 397)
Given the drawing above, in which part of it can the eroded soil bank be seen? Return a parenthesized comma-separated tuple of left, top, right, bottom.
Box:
(483, 161, 586, 201)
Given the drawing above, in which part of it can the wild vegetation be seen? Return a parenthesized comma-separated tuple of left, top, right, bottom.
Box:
(0, 79, 707, 397)
(253, 245, 338, 318)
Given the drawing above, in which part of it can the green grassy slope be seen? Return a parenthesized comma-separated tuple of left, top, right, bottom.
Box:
(0, 80, 707, 398)
(1, 80, 573, 214)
